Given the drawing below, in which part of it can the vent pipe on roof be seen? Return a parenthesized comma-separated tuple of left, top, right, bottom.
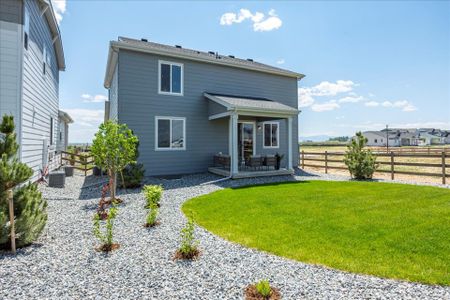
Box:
(208, 51, 215, 55)
(228, 55, 235, 58)
(141, 38, 148, 42)
(247, 58, 253, 62)
(175, 45, 182, 48)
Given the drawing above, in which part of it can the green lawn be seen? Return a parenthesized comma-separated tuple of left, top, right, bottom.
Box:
(182, 181, 450, 285)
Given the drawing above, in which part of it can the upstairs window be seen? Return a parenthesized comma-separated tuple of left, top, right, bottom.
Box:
(155, 117, 186, 150)
(263, 122, 279, 148)
(158, 61, 183, 95)
(24, 8, 30, 50)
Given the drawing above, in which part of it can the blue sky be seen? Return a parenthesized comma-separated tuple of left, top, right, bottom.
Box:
(53, 1, 450, 142)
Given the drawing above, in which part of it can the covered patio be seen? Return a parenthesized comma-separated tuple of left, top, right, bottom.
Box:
(205, 93, 299, 179)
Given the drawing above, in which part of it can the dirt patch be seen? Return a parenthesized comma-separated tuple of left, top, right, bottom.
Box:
(95, 243, 120, 252)
(173, 248, 201, 260)
(143, 221, 160, 228)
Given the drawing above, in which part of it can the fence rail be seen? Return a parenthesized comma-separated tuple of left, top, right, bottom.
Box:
(300, 150, 449, 184)
(61, 151, 94, 176)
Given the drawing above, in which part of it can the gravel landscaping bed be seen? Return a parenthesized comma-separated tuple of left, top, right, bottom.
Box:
(0, 171, 449, 299)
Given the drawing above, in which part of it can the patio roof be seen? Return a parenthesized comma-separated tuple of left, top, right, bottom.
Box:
(205, 93, 299, 119)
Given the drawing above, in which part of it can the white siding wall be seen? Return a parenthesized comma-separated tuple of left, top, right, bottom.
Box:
(21, 0, 60, 179)
(108, 65, 118, 121)
(0, 19, 22, 139)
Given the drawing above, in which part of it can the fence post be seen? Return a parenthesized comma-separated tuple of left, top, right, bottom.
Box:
(442, 151, 446, 185)
(301, 150, 305, 169)
(390, 151, 394, 180)
(325, 151, 328, 174)
(7, 189, 16, 254)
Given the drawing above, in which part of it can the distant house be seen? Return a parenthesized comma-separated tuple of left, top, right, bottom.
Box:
(362, 128, 449, 147)
(0, 0, 71, 179)
(103, 37, 304, 177)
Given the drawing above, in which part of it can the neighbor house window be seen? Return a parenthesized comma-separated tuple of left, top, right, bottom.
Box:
(155, 117, 186, 150)
(263, 122, 279, 148)
(24, 8, 30, 50)
(158, 61, 183, 95)
(374, 139, 378, 143)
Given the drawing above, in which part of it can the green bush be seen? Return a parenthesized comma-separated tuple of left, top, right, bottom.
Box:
(179, 213, 199, 257)
(93, 204, 118, 251)
(0, 115, 47, 250)
(344, 132, 377, 179)
(145, 203, 159, 227)
(119, 162, 145, 188)
(255, 280, 272, 297)
(143, 185, 163, 208)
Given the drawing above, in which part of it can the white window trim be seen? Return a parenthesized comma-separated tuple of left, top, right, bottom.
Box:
(262, 121, 280, 149)
(158, 60, 184, 96)
(155, 116, 186, 151)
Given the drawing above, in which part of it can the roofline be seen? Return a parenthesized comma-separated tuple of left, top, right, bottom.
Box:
(39, 0, 65, 70)
(104, 40, 305, 88)
(58, 110, 73, 123)
(204, 92, 299, 116)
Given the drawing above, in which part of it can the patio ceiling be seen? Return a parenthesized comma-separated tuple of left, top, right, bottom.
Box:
(205, 93, 299, 119)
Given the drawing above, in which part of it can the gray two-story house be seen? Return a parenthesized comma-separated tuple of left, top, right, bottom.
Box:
(0, 0, 72, 180)
(104, 37, 304, 178)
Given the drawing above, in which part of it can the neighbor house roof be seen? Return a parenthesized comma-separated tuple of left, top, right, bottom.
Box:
(58, 110, 73, 123)
(205, 93, 299, 117)
(362, 131, 388, 138)
(104, 37, 304, 88)
(38, 0, 65, 70)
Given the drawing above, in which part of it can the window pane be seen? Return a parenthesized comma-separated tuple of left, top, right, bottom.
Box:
(171, 65, 181, 94)
(157, 119, 170, 148)
(271, 124, 278, 147)
(264, 124, 271, 147)
(171, 119, 184, 148)
(160, 64, 170, 92)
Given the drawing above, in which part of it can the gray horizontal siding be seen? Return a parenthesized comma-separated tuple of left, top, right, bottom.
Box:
(117, 49, 298, 176)
(21, 0, 60, 179)
(0, 0, 22, 24)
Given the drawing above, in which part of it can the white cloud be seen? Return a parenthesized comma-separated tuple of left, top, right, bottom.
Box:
(81, 94, 108, 103)
(220, 9, 282, 32)
(51, 0, 66, 24)
(365, 101, 380, 107)
(338, 95, 364, 103)
(298, 80, 357, 109)
(311, 100, 340, 112)
(276, 59, 285, 65)
(62, 108, 104, 143)
(368, 100, 417, 112)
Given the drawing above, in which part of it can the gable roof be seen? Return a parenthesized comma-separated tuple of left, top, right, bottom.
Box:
(204, 93, 299, 116)
(104, 37, 304, 88)
(38, 0, 65, 70)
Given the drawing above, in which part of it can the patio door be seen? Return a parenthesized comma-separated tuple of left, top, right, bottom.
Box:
(238, 122, 255, 165)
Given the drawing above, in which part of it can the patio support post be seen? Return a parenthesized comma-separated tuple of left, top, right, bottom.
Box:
(287, 117, 293, 170)
(230, 113, 239, 176)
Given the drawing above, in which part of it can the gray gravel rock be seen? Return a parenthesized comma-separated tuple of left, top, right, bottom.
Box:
(0, 171, 448, 299)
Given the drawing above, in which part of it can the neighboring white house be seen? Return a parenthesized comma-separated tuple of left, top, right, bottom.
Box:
(362, 131, 400, 147)
(0, 0, 71, 180)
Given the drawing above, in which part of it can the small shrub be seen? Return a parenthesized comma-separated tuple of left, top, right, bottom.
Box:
(93, 204, 119, 252)
(175, 213, 200, 259)
(120, 162, 145, 188)
(255, 280, 271, 297)
(344, 132, 378, 179)
(143, 185, 163, 208)
(244, 280, 281, 300)
(145, 203, 159, 227)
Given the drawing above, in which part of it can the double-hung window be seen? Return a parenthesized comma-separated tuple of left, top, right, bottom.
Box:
(158, 60, 183, 95)
(24, 8, 30, 50)
(155, 117, 186, 150)
(263, 122, 279, 148)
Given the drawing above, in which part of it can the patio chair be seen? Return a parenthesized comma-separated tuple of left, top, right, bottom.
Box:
(264, 155, 277, 170)
(246, 155, 263, 170)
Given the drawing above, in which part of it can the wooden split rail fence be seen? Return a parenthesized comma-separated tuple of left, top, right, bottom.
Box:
(300, 150, 449, 184)
(61, 151, 94, 176)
